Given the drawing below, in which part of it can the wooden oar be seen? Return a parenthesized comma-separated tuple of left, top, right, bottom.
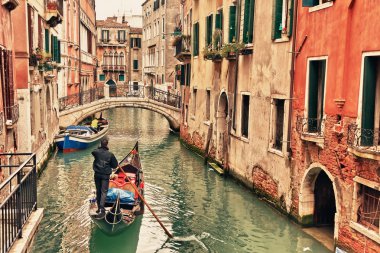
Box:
(117, 166, 173, 238)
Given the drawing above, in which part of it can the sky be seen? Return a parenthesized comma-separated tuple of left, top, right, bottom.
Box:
(95, 0, 144, 20)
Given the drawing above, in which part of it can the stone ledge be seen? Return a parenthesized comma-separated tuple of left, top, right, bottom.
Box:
(350, 221, 380, 244)
(9, 208, 44, 253)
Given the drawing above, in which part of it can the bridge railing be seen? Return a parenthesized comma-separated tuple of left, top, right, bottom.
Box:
(146, 87, 181, 109)
(59, 87, 105, 111)
(109, 84, 145, 98)
(0, 153, 37, 253)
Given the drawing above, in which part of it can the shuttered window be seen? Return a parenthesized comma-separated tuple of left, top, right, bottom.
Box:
(273, 0, 283, 40)
(229, 6, 237, 43)
(361, 56, 378, 146)
(45, 29, 50, 53)
(186, 63, 191, 86)
(58, 40, 61, 63)
(119, 74, 125, 81)
(193, 23, 199, 56)
(215, 11, 223, 30)
(243, 0, 255, 44)
(99, 74, 105, 81)
(241, 94, 250, 138)
(206, 15, 213, 46)
(180, 64, 185, 85)
(302, 0, 318, 7)
(133, 60, 139, 70)
(308, 60, 326, 132)
(54, 36, 59, 62)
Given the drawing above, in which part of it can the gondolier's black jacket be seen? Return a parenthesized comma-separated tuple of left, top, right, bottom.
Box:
(92, 147, 118, 178)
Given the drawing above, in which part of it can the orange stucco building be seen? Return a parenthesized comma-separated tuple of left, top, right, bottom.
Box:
(292, 1, 380, 252)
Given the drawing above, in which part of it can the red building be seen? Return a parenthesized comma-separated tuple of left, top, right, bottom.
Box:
(292, 0, 380, 252)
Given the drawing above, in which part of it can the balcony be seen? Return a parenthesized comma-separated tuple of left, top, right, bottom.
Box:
(348, 124, 380, 161)
(102, 65, 125, 72)
(100, 39, 110, 44)
(174, 36, 191, 62)
(5, 104, 19, 128)
(46, 0, 63, 27)
(143, 66, 156, 75)
(296, 116, 325, 146)
(2, 0, 19, 11)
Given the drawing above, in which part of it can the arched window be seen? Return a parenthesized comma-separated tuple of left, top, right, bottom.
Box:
(113, 51, 118, 66)
(119, 52, 124, 66)
(103, 52, 108, 66)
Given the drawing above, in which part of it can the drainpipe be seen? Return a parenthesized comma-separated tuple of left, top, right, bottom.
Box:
(232, 0, 242, 130)
(287, 0, 299, 155)
(78, 0, 82, 104)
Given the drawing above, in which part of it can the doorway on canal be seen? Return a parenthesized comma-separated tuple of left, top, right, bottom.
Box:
(216, 92, 228, 163)
(300, 166, 337, 251)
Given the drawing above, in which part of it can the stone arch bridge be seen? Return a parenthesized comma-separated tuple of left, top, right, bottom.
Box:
(58, 85, 181, 131)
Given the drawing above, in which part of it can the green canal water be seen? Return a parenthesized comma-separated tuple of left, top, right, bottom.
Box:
(31, 108, 330, 253)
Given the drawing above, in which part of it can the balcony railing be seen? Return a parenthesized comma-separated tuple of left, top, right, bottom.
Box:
(58, 87, 104, 111)
(174, 36, 191, 62)
(143, 66, 156, 74)
(348, 124, 380, 155)
(0, 153, 37, 253)
(5, 104, 19, 126)
(147, 87, 181, 108)
(102, 65, 125, 72)
(296, 116, 325, 137)
(45, 0, 63, 27)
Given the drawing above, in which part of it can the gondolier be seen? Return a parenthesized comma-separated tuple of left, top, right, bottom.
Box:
(92, 136, 118, 218)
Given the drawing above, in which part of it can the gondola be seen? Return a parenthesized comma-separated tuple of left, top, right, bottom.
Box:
(89, 142, 145, 234)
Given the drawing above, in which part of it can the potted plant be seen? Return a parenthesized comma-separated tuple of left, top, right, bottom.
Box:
(213, 29, 223, 51)
(35, 48, 43, 61)
(221, 42, 245, 60)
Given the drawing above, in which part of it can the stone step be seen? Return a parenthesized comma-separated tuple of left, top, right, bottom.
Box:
(208, 162, 224, 175)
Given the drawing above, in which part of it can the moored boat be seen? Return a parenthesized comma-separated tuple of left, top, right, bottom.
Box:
(55, 120, 109, 152)
(89, 142, 145, 234)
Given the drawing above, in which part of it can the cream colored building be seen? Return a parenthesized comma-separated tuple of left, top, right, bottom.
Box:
(142, 0, 180, 91)
(179, 0, 295, 212)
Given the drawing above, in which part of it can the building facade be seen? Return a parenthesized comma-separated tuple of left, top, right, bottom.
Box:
(0, 0, 20, 182)
(291, 1, 380, 252)
(142, 0, 180, 91)
(179, 0, 295, 215)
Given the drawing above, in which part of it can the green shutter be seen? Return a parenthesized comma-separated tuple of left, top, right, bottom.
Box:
(193, 23, 199, 56)
(54, 36, 59, 62)
(288, 0, 294, 37)
(308, 61, 319, 131)
(99, 74, 105, 81)
(243, 0, 250, 43)
(229, 6, 237, 43)
(302, 0, 318, 7)
(133, 60, 138, 69)
(320, 60, 326, 120)
(215, 13, 222, 30)
(273, 0, 283, 40)
(119, 74, 125, 81)
(51, 35, 54, 60)
(180, 65, 185, 85)
(206, 15, 213, 46)
(45, 29, 50, 53)
(58, 40, 61, 63)
(247, 0, 255, 43)
(361, 57, 377, 146)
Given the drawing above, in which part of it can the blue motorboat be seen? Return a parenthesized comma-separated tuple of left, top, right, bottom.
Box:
(55, 123, 109, 153)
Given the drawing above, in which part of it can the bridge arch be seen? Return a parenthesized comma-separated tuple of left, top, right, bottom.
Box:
(59, 98, 181, 132)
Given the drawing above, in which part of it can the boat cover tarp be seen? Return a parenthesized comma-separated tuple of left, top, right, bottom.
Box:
(67, 125, 94, 132)
(106, 188, 135, 205)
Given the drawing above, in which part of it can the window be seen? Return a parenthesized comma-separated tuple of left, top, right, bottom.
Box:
(133, 60, 139, 70)
(206, 14, 213, 47)
(273, 0, 294, 40)
(162, 17, 165, 33)
(161, 48, 164, 66)
(242, 0, 255, 44)
(361, 56, 380, 146)
(357, 184, 380, 233)
(133, 82, 139, 90)
(101, 30, 109, 42)
(162, 74, 164, 84)
(241, 94, 250, 138)
(307, 59, 326, 132)
(185, 105, 189, 123)
(118, 30, 126, 42)
(119, 74, 125, 82)
(99, 74, 105, 81)
(45, 29, 50, 52)
(193, 89, 197, 116)
(215, 9, 223, 47)
(229, 6, 237, 43)
(119, 52, 125, 66)
(180, 65, 185, 85)
(193, 23, 199, 56)
(186, 63, 191, 86)
(206, 90, 211, 120)
(302, 0, 331, 7)
(272, 99, 285, 151)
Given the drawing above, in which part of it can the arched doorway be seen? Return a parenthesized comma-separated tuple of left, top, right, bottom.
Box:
(106, 79, 117, 97)
(216, 92, 228, 163)
(299, 164, 338, 248)
(314, 171, 336, 226)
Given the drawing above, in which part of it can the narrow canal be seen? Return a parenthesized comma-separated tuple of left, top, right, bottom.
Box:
(31, 108, 330, 253)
